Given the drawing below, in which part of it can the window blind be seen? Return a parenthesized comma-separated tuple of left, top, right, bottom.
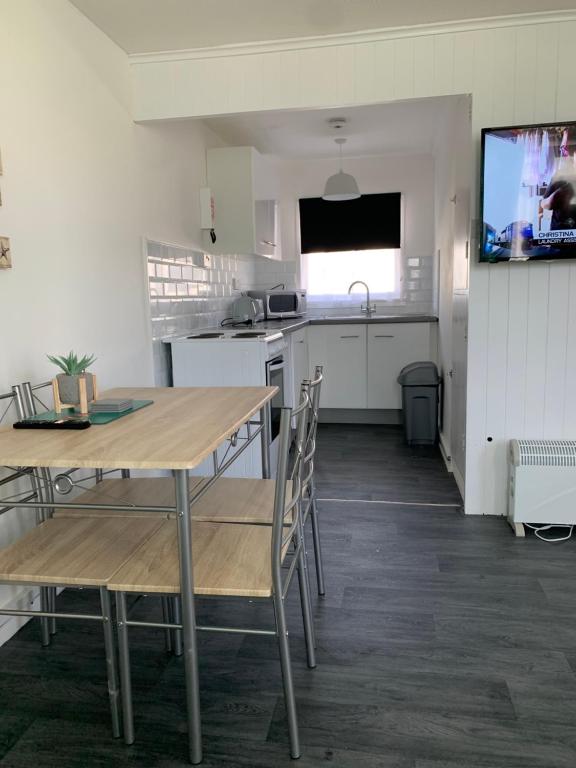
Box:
(299, 193, 401, 254)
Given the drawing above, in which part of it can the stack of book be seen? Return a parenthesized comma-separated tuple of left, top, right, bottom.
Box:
(89, 399, 133, 414)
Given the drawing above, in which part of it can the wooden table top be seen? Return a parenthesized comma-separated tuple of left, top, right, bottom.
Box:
(0, 386, 276, 471)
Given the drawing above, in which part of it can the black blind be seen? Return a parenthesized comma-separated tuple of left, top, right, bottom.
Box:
(299, 193, 401, 254)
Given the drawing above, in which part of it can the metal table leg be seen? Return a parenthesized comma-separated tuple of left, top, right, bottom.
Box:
(175, 469, 202, 764)
(100, 586, 121, 739)
(116, 591, 134, 745)
(260, 405, 271, 479)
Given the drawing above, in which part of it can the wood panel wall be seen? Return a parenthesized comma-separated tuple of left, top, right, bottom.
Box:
(131, 15, 576, 516)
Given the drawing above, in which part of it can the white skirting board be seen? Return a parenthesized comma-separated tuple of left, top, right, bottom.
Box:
(453, 462, 465, 503)
(318, 408, 402, 425)
(439, 435, 452, 473)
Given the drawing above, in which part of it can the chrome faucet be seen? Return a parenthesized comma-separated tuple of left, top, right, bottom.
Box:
(347, 281, 376, 315)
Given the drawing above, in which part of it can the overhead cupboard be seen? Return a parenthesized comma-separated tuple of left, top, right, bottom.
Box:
(303, 322, 435, 410)
(207, 146, 280, 259)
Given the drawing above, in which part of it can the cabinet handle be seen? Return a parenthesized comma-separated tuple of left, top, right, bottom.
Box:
(374, 334, 395, 338)
(340, 335, 360, 339)
(296, 340, 305, 344)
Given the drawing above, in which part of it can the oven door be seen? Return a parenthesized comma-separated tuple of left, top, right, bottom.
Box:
(265, 355, 286, 441)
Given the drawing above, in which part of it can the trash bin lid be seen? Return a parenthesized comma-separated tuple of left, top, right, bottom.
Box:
(397, 361, 440, 385)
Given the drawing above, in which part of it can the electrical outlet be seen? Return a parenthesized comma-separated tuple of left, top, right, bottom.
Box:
(0, 236, 11, 269)
(202, 253, 212, 268)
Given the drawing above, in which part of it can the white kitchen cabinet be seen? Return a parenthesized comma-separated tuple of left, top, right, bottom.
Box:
(290, 327, 309, 405)
(367, 323, 433, 409)
(308, 325, 367, 408)
(254, 199, 278, 258)
(207, 146, 279, 259)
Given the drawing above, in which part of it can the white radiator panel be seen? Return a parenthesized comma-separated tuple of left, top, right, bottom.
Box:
(509, 440, 576, 525)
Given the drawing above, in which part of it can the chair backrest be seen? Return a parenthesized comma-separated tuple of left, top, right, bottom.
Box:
(0, 388, 17, 425)
(0, 387, 41, 517)
(12, 382, 57, 517)
(13, 380, 114, 502)
(270, 389, 310, 588)
(13, 380, 52, 419)
(301, 365, 323, 499)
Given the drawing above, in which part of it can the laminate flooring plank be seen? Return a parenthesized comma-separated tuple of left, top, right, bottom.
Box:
(267, 699, 576, 766)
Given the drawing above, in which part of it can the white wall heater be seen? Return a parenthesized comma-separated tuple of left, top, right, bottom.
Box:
(508, 439, 576, 537)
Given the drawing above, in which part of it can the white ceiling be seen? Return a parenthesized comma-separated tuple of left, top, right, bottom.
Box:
(70, 0, 574, 54)
(203, 98, 463, 159)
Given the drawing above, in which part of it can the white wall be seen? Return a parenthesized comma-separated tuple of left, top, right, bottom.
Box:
(272, 153, 435, 313)
(433, 97, 472, 487)
(130, 12, 576, 517)
(0, 0, 224, 631)
(0, 0, 224, 395)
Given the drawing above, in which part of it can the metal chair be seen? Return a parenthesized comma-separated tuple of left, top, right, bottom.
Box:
(301, 366, 326, 595)
(0, 515, 163, 738)
(0, 385, 56, 645)
(107, 391, 314, 759)
(11, 380, 111, 643)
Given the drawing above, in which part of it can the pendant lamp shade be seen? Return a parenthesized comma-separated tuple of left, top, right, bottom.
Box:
(322, 170, 361, 201)
(322, 137, 361, 201)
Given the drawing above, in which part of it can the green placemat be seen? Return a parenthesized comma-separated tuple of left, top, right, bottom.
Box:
(29, 400, 154, 425)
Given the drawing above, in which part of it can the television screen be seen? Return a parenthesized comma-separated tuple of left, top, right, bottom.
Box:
(480, 122, 576, 262)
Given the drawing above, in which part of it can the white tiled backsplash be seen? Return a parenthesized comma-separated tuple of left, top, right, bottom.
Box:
(249, 257, 298, 291)
(146, 239, 296, 384)
(147, 238, 433, 384)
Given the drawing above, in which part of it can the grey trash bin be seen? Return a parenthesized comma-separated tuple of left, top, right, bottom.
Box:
(397, 361, 441, 446)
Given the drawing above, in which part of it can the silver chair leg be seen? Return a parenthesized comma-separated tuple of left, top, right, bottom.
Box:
(296, 550, 316, 669)
(116, 591, 135, 745)
(296, 512, 317, 651)
(171, 596, 183, 657)
(48, 588, 57, 635)
(161, 596, 173, 653)
(273, 593, 300, 759)
(100, 587, 121, 739)
(39, 588, 51, 647)
(310, 496, 326, 596)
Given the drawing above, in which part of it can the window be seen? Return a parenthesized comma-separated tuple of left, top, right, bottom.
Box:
(302, 248, 402, 303)
(298, 192, 403, 305)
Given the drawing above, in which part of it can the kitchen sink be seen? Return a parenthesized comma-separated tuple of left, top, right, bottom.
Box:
(187, 332, 224, 339)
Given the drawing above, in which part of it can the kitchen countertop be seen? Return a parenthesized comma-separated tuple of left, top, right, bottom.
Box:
(253, 314, 438, 334)
(163, 314, 438, 343)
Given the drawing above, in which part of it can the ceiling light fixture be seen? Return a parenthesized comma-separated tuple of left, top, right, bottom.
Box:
(322, 137, 361, 202)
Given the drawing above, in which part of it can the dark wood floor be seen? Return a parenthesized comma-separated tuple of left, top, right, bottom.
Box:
(1, 425, 576, 766)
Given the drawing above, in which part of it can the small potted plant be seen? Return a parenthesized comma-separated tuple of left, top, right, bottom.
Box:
(47, 351, 97, 412)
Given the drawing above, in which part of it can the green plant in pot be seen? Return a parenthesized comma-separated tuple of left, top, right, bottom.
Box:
(48, 351, 97, 409)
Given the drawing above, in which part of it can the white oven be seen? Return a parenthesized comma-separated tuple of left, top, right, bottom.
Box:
(169, 330, 288, 478)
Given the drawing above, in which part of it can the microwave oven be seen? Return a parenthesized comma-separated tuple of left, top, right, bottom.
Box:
(247, 289, 307, 319)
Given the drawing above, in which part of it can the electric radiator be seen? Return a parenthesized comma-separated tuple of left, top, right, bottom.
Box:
(508, 439, 576, 528)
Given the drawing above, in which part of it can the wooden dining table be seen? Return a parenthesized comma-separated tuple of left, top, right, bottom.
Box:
(0, 385, 277, 765)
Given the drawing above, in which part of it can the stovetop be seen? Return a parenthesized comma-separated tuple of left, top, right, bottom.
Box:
(182, 328, 283, 342)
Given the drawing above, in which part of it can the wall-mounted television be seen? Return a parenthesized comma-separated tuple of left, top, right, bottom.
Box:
(480, 121, 576, 263)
